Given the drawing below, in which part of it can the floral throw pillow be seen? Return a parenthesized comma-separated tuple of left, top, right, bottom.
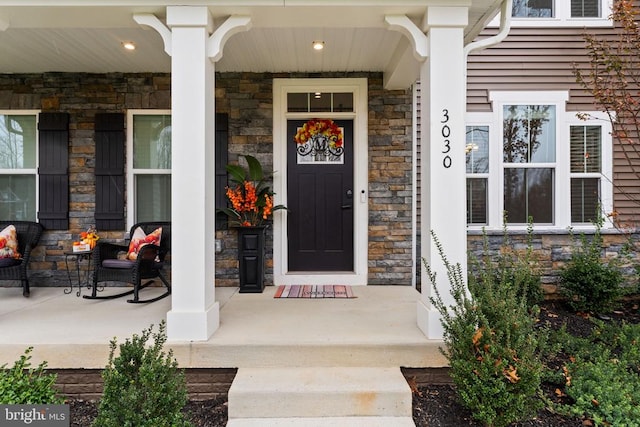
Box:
(0, 225, 20, 259)
(126, 227, 162, 261)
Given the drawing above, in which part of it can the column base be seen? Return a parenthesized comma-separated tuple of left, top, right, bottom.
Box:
(417, 299, 444, 339)
(167, 301, 220, 341)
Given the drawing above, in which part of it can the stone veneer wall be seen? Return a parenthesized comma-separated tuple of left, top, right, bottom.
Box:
(367, 77, 414, 285)
(1, 72, 635, 291)
(214, 72, 415, 286)
(0, 71, 416, 288)
(0, 72, 171, 288)
(465, 231, 640, 297)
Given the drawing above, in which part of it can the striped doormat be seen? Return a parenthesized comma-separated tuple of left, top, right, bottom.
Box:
(274, 285, 356, 299)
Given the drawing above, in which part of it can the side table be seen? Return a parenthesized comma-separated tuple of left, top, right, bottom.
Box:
(64, 250, 93, 297)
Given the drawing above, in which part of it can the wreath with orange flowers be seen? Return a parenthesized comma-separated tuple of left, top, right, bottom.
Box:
(294, 119, 343, 158)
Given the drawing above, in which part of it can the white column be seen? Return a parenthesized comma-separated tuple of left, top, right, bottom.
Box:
(417, 6, 468, 339)
(165, 6, 219, 341)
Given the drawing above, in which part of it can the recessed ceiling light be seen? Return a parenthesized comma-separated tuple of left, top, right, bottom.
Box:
(122, 41, 136, 50)
(312, 41, 325, 51)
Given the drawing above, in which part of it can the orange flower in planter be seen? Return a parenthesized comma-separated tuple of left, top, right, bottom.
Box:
(218, 155, 287, 227)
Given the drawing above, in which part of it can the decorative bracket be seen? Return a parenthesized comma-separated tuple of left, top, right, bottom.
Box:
(385, 15, 428, 61)
(207, 16, 252, 62)
(133, 13, 172, 55)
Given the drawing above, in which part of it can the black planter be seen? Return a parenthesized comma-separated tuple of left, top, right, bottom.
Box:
(236, 226, 266, 293)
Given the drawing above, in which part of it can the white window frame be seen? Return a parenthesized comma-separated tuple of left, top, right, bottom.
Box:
(566, 111, 613, 229)
(489, 0, 613, 28)
(126, 109, 171, 229)
(466, 91, 612, 232)
(0, 110, 39, 222)
(465, 122, 493, 225)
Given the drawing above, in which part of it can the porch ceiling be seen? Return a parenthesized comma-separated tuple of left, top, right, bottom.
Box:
(0, 1, 502, 89)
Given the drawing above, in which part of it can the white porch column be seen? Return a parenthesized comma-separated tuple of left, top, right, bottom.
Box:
(416, 6, 468, 339)
(165, 6, 219, 341)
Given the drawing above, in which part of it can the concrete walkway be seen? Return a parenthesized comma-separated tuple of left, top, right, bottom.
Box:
(0, 284, 446, 369)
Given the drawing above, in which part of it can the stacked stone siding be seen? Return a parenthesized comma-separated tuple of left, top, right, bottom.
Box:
(1, 71, 634, 292)
(0, 72, 171, 288)
(367, 76, 414, 285)
(0, 71, 418, 288)
(216, 72, 417, 286)
(214, 72, 277, 287)
(465, 231, 640, 297)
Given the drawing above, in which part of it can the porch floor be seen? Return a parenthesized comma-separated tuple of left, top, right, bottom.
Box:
(0, 285, 446, 370)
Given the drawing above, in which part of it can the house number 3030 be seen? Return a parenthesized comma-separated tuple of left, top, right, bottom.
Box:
(440, 109, 452, 169)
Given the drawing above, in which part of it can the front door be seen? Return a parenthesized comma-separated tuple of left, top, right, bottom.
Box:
(287, 119, 354, 271)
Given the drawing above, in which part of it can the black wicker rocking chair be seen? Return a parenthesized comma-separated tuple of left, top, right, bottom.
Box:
(84, 221, 171, 304)
(0, 220, 44, 297)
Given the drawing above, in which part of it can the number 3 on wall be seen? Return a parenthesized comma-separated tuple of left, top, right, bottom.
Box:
(440, 109, 452, 169)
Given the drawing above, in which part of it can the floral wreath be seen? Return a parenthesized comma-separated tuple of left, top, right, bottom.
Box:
(294, 119, 343, 148)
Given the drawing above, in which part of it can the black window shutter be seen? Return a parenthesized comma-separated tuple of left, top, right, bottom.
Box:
(215, 113, 229, 230)
(94, 113, 125, 231)
(38, 112, 69, 230)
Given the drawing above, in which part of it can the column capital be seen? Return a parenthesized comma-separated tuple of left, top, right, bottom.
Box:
(422, 6, 468, 31)
(166, 6, 213, 32)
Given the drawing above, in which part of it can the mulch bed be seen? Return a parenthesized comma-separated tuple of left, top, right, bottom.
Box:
(69, 398, 228, 427)
(67, 299, 640, 427)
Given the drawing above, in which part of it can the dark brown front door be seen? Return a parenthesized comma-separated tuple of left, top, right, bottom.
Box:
(287, 119, 354, 271)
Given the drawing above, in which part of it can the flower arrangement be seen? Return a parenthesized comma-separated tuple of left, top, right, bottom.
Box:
(74, 226, 99, 251)
(218, 155, 286, 227)
(294, 118, 343, 148)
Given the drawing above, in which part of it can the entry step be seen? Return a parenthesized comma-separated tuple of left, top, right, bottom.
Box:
(226, 416, 416, 426)
(228, 367, 412, 419)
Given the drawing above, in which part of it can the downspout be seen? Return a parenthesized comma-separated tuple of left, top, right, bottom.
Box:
(456, 0, 510, 267)
(464, 0, 513, 59)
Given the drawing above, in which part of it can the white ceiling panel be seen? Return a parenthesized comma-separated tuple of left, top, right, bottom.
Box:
(217, 27, 403, 73)
(0, 1, 503, 87)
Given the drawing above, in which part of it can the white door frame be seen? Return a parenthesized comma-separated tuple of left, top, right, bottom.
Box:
(273, 78, 369, 285)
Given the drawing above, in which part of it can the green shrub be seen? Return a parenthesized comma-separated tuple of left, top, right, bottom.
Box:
(428, 231, 545, 427)
(0, 347, 64, 404)
(565, 356, 640, 426)
(477, 220, 544, 309)
(93, 321, 191, 427)
(560, 217, 625, 314)
(549, 321, 640, 426)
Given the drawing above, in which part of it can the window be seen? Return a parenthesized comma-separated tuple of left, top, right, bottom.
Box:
(503, 104, 556, 224)
(0, 112, 37, 221)
(511, 0, 600, 18)
(571, 0, 601, 18)
(466, 125, 489, 224)
(466, 91, 612, 230)
(512, 0, 553, 18)
(490, 0, 611, 27)
(287, 92, 354, 113)
(127, 111, 171, 224)
(570, 125, 601, 223)
(126, 111, 229, 229)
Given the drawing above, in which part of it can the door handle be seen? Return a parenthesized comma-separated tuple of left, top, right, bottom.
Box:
(341, 204, 352, 209)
